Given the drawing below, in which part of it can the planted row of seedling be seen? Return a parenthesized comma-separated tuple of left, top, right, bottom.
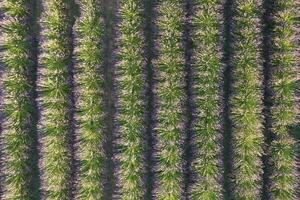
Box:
(230, 0, 264, 198)
(116, 0, 145, 199)
(1, 0, 37, 199)
(269, 0, 298, 199)
(74, 0, 104, 199)
(38, 0, 75, 199)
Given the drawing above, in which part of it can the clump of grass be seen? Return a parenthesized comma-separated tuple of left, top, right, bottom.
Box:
(0, 1, 36, 199)
(190, 0, 223, 199)
(38, 0, 74, 199)
(116, 0, 144, 199)
(230, 0, 264, 198)
(74, 0, 104, 199)
(154, 0, 185, 199)
(270, 0, 298, 199)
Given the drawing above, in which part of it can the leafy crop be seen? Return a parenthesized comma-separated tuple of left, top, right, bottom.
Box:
(230, 0, 264, 198)
(270, 0, 298, 199)
(116, 0, 144, 199)
(38, 0, 74, 199)
(0, 1, 299, 199)
(0, 0, 36, 199)
(155, 0, 185, 199)
(190, 0, 223, 199)
(74, 0, 104, 199)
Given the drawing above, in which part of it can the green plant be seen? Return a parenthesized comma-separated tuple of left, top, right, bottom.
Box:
(116, 0, 144, 199)
(270, 0, 298, 199)
(38, 0, 74, 199)
(74, 0, 104, 199)
(230, 0, 264, 198)
(155, 0, 185, 199)
(0, 0, 36, 199)
(190, 0, 223, 199)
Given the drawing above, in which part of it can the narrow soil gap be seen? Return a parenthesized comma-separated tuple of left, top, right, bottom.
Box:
(68, 2, 80, 199)
(102, 0, 117, 198)
(261, 0, 274, 199)
(222, 0, 235, 198)
(29, 0, 42, 198)
(182, 0, 193, 199)
(142, 0, 156, 199)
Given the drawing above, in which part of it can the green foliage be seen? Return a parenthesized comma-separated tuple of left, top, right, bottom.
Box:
(0, 0, 36, 199)
(270, 0, 298, 199)
(116, 0, 144, 199)
(74, 0, 104, 199)
(38, 0, 74, 199)
(230, 0, 264, 198)
(190, 0, 222, 199)
(155, 0, 184, 199)
(0, 1, 299, 199)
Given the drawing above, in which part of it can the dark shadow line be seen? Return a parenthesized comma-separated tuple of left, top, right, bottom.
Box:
(102, 0, 117, 198)
(67, 2, 80, 199)
(29, 0, 42, 198)
(222, 0, 235, 198)
(142, 0, 156, 199)
(261, 0, 274, 199)
(182, 0, 193, 199)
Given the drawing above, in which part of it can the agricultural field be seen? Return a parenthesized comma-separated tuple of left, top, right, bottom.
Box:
(0, 0, 299, 199)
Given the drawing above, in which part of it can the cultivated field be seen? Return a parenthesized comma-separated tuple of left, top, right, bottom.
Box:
(0, 0, 299, 199)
